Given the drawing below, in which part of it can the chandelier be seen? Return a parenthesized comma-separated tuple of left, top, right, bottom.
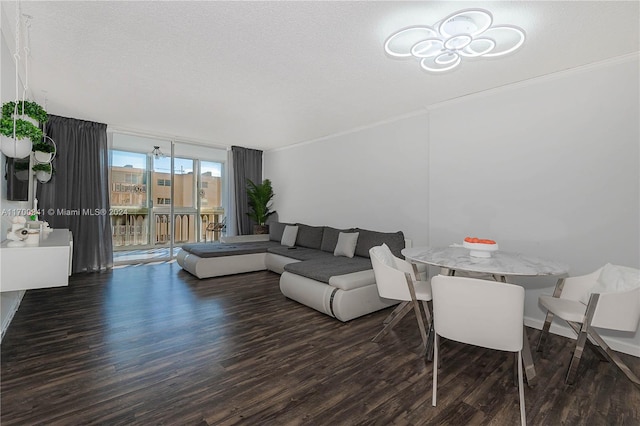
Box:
(384, 9, 526, 73)
(151, 146, 165, 160)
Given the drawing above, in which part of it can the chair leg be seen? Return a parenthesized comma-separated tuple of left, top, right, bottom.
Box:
(537, 277, 566, 353)
(404, 274, 428, 350)
(513, 353, 518, 387)
(517, 350, 526, 426)
(432, 333, 439, 407)
(372, 302, 412, 343)
(383, 301, 408, 325)
(536, 310, 554, 353)
(413, 301, 429, 349)
(587, 328, 640, 386)
(566, 294, 600, 385)
(566, 326, 589, 384)
(423, 300, 434, 361)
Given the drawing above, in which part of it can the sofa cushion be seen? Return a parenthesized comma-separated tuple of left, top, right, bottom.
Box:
(281, 225, 299, 247)
(283, 256, 373, 284)
(334, 232, 359, 258)
(295, 224, 325, 250)
(354, 228, 405, 259)
(269, 221, 289, 242)
(268, 246, 334, 261)
(181, 241, 279, 258)
(321, 226, 355, 253)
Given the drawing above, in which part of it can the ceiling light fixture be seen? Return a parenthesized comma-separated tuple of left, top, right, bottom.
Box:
(151, 146, 165, 159)
(384, 8, 525, 73)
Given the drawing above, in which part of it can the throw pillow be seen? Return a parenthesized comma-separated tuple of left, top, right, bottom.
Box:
(354, 228, 405, 258)
(295, 223, 325, 250)
(269, 222, 288, 242)
(334, 232, 359, 258)
(579, 263, 640, 304)
(281, 225, 299, 247)
(369, 243, 395, 267)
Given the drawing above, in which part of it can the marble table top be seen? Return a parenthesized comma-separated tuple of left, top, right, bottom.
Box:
(402, 246, 569, 277)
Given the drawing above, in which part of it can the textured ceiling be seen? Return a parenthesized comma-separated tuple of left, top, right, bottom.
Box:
(1, 1, 638, 150)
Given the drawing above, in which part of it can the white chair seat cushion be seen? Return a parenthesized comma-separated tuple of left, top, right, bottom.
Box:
(539, 295, 586, 323)
(413, 280, 432, 301)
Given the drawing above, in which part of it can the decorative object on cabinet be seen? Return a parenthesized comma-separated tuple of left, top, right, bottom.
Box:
(6, 216, 29, 247)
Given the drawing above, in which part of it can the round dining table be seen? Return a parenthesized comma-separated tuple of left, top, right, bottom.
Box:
(402, 245, 570, 385)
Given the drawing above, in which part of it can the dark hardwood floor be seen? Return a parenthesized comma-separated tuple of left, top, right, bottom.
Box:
(1, 263, 639, 425)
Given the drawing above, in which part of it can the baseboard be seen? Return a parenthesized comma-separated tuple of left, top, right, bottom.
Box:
(1, 290, 25, 343)
(525, 316, 640, 358)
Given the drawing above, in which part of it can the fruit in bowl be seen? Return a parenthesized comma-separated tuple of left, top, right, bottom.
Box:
(463, 237, 498, 258)
(464, 237, 496, 244)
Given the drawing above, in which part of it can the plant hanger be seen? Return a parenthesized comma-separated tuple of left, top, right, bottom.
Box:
(0, 4, 47, 159)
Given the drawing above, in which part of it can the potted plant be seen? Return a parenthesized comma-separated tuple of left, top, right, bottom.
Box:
(32, 139, 56, 163)
(246, 178, 276, 234)
(32, 162, 53, 183)
(0, 116, 43, 159)
(2, 100, 48, 126)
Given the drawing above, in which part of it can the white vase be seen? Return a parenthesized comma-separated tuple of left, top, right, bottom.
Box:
(36, 170, 52, 183)
(34, 150, 53, 163)
(1, 135, 32, 159)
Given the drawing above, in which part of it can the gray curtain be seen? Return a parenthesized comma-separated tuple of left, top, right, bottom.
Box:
(232, 145, 262, 235)
(37, 115, 113, 272)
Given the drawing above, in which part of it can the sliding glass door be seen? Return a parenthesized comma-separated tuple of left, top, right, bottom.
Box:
(109, 133, 226, 264)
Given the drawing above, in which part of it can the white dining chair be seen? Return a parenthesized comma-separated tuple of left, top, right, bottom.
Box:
(431, 275, 526, 426)
(369, 244, 432, 353)
(537, 265, 640, 386)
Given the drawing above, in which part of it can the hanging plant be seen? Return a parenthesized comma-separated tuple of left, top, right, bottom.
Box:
(32, 162, 54, 183)
(32, 162, 52, 173)
(2, 100, 48, 123)
(0, 116, 43, 141)
(0, 117, 42, 158)
(32, 137, 56, 163)
(32, 139, 55, 153)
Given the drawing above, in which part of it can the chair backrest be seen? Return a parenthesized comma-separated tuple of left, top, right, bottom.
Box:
(561, 268, 603, 302)
(370, 245, 413, 302)
(431, 275, 524, 352)
(592, 287, 640, 332)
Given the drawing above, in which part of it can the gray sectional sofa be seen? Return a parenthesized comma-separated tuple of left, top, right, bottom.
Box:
(177, 222, 421, 321)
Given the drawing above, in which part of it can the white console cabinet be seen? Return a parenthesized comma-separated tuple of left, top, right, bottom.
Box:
(0, 229, 73, 292)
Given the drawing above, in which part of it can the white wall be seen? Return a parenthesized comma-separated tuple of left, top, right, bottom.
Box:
(1, 11, 28, 340)
(428, 56, 639, 355)
(264, 56, 640, 356)
(265, 112, 429, 240)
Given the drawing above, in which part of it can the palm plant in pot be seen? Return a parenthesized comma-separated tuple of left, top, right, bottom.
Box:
(246, 178, 276, 234)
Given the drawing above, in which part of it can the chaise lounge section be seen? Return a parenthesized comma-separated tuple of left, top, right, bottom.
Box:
(177, 222, 422, 321)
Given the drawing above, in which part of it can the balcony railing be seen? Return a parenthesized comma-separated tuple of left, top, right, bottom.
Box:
(111, 209, 224, 249)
